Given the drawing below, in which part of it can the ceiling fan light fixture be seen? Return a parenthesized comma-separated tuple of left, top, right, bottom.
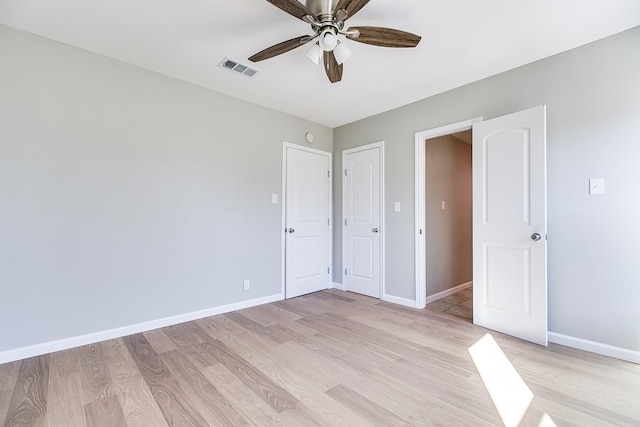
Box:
(305, 42, 322, 65)
(333, 41, 352, 65)
(319, 28, 338, 51)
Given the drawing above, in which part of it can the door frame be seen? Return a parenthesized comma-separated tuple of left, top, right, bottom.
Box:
(281, 142, 332, 298)
(414, 118, 482, 308)
(341, 141, 385, 299)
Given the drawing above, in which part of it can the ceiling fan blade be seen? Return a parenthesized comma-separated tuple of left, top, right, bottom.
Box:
(265, 0, 315, 21)
(346, 26, 421, 48)
(335, 0, 370, 20)
(324, 50, 343, 83)
(249, 35, 316, 62)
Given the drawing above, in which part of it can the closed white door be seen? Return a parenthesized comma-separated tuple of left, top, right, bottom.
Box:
(472, 106, 548, 345)
(343, 144, 382, 298)
(285, 145, 331, 298)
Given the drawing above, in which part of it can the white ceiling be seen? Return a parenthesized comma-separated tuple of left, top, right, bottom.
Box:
(1, 0, 639, 128)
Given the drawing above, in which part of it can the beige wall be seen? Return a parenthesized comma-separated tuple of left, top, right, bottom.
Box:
(426, 135, 472, 297)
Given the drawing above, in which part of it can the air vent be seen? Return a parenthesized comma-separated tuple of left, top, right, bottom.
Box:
(219, 57, 259, 78)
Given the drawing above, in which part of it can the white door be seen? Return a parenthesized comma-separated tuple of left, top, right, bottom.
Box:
(343, 144, 382, 298)
(472, 106, 547, 345)
(285, 145, 331, 298)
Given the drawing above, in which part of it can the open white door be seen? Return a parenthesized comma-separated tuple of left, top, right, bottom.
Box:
(343, 143, 383, 298)
(285, 145, 331, 298)
(472, 106, 548, 346)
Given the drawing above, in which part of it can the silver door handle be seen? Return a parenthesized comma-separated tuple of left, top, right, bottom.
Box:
(288, 228, 295, 233)
(372, 227, 379, 233)
(531, 233, 541, 241)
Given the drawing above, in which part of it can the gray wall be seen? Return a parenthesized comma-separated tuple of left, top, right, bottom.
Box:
(333, 26, 640, 352)
(426, 135, 472, 297)
(0, 24, 332, 352)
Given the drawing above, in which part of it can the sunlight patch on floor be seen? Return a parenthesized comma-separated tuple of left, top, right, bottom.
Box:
(468, 334, 535, 427)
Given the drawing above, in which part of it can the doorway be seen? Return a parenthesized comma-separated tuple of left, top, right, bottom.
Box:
(415, 118, 482, 309)
(415, 107, 548, 346)
(424, 131, 473, 321)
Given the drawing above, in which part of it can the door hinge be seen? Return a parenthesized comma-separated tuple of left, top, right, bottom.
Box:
(328, 170, 330, 178)
(327, 267, 330, 274)
(344, 169, 347, 176)
(344, 219, 347, 226)
(344, 268, 347, 275)
(328, 219, 330, 226)
(419, 229, 423, 235)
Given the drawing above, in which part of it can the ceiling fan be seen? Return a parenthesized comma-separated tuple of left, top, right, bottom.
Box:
(248, 0, 421, 83)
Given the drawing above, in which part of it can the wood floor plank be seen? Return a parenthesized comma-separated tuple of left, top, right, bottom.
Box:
(142, 329, 178, 355)
(238, 303, 301, 327)
(101, 338, 168, 427)
(271, 298, 327, 318)
(0, 390, 13, 426)
(160, 350, 249, 427)
(48, 348, 82, 385)
(200, 363, 284, 426)
(83, 395, 125, 427)
(0, 361, 21, 393)
(3, 356, 49, 427)
(243, 340, 376, 426)
(0, 361, 21, 426)
(202, 338, 298, 413)
(77, 344, 114, 405)
(44, 372, 85, 427)
(326, 383, 411, 427)
(123, 334, 207, 426)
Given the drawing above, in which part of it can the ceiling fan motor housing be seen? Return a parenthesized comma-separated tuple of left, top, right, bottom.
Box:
(306, 0, 339, 22)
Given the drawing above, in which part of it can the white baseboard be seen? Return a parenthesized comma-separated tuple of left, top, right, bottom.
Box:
(383, 293, 418, 308)
(331, 282, 346, 291)
(0, 293, 283, 365)
(425, 281, 473, 304)
(549, 332, 640, 364)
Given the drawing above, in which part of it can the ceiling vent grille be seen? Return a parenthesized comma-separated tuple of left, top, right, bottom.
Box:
(219, 57, 259, 78)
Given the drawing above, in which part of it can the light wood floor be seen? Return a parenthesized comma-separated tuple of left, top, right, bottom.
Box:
(1, 290, 639, 426)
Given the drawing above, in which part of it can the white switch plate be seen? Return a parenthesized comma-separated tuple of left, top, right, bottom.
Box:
(394, 202, 401, 212)
(589, 178, 605, 195)
(243, 279, 250, 291)
(441, 201, 446, 210)
(271, 194, 278, 204)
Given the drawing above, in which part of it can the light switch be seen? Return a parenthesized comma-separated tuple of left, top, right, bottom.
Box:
(441, 201, 446, 210)
(271, 194, 278, 204)
(394, 202, 401, 212)
(589, 178, 605, 195)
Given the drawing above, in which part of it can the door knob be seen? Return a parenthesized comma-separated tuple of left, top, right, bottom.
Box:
(531, 233, 542, 241)
(288, 228, 295, 233)
(372, 227, 379, 233)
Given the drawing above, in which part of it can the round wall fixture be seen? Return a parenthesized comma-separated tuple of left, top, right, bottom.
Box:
(305, 132, 314, 143)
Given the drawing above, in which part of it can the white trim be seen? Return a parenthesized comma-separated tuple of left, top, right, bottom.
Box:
(331, 281, 346, 291)
(549, 332, 640, 364)
(281, 142, 333, 299)
(414, 118, 482, 309)
(0, 293, 283, 365)
(342, 141, 385, 300)
(382, 293, 417, 308)
(425, 281, 473, 304)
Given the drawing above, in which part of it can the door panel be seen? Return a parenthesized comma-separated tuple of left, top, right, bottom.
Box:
(473, 106, 547, 346)
(344, 145, 381, 298)
(285, 146, 331, 298)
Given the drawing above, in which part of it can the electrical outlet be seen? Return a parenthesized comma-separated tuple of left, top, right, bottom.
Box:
(243, 279, 250, 291)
